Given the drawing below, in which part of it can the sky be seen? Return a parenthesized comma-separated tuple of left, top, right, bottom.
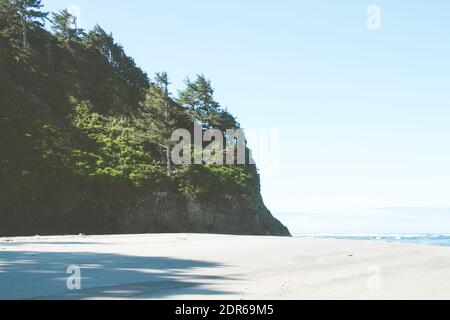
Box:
(44, 0, 450, 233)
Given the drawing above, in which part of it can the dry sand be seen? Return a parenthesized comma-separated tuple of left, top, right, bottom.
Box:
(1, 234, 450, 300)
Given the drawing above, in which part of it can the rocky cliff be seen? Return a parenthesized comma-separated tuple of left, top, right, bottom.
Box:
(119, 193, 291, 236)
(0, 191, 291, 237)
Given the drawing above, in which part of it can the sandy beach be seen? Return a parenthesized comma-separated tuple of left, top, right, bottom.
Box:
(1, 234, 450, 300)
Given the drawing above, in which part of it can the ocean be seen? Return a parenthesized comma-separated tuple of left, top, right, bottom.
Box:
(295, 234, 450, 247)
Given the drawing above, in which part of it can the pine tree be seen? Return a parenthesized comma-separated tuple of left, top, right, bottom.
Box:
(154, 72, 173, 176)
(51, 9, 82, 41)
(155, 72, 170, 97)
(85, 25, 115, 62)
(10, 0, 47, 46)
(178, 74, 238, 131)
(136, 73, 182, 177)
(0, 0, 19, 47)
(179, 74, 220, 116)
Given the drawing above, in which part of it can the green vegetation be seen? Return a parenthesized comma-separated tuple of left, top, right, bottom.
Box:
(0, 0, 261, 235)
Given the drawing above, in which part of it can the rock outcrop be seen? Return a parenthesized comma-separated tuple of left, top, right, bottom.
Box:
(119, 192, 291, 237)
(0, 191, 291, 237)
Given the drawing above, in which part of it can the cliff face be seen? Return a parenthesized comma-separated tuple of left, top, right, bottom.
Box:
(119, 193, 291, 237)
(0, 191, 291, 237)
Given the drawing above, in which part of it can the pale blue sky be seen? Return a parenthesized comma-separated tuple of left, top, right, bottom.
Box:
(44, 1, 450, 233)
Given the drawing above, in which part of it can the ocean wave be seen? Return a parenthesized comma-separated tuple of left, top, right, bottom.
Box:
(294, 234, 450, 247)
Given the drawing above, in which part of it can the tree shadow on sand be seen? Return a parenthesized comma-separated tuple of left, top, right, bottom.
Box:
(0, 241, 112, 246)
(0, 251, 237, 300)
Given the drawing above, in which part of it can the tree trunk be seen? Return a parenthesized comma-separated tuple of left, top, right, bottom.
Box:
(22, 18, 27, 47)
(166, 146, 171, 177)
